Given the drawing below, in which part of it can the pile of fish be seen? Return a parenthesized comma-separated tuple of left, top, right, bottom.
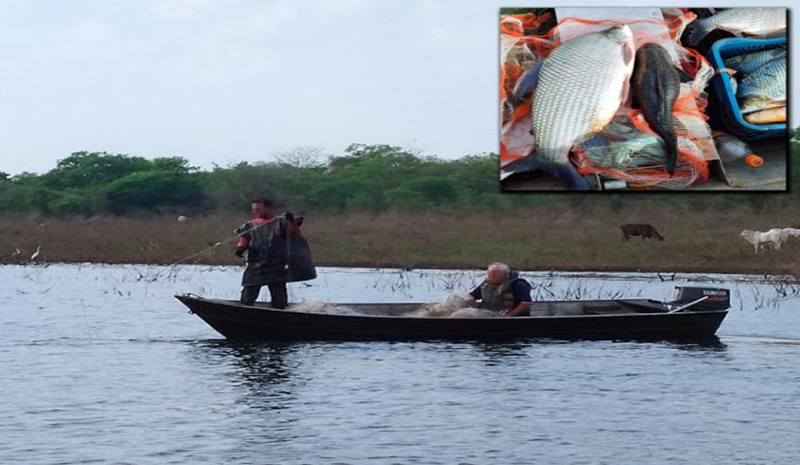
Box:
(501, 8, 786, 190)
(722, 46, 786, 125)
(503, 25, 686, 188)
(687, 7, 786, 125)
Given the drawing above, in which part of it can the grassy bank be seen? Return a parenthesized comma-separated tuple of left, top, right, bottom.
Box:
(3, 207, 800, 277)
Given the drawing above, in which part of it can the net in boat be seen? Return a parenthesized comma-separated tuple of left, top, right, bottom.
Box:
(500, 10, 717, 189)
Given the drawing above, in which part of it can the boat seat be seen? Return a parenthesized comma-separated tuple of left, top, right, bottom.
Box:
(614, 299, 667, 313)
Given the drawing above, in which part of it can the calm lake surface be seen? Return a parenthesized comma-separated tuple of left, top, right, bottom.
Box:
(1, 264, 799, 464)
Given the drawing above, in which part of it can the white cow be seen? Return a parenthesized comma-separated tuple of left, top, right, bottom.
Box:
(740, 228, 800, 253)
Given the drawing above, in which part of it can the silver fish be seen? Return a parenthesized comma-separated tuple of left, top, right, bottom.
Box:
(503, 24, 635, 190)
(738, 58, 786, 114)
(687, 8, 786, 46)
(580, 117, 668, 169)
(724, 46, 786, 75)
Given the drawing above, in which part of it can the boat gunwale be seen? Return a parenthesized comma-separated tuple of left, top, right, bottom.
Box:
(176, 295, 729, 321)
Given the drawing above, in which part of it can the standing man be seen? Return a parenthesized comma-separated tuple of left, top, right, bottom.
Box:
(465, 263, 532, 316)
(234, 198, 316, 308)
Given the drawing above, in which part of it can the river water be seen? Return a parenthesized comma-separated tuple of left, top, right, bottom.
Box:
(1, 264, 799, 464)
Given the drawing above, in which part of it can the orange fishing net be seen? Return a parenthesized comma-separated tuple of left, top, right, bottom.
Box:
(500, 10, 717, 189)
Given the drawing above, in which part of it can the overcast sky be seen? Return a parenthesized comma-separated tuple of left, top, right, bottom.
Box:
(0, 1, 794, 175)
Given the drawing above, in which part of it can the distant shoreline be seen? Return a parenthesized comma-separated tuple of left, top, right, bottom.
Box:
(2, 210, 800, 278)
(1, 261, 794, 286)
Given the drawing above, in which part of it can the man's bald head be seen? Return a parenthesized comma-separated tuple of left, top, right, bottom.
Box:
(486, 262, 510, 284)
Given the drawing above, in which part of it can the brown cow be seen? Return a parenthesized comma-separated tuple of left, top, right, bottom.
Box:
(621, 224, 664, 241)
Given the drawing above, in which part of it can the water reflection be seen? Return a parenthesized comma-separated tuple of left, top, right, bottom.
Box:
(668, 336, 727, 351)
(193, 340, 298, 390)
(471, 341, 531, 365)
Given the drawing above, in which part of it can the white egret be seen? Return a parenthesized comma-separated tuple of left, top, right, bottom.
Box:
(31, 246, 42, 261)
(11, 248, 21, 258)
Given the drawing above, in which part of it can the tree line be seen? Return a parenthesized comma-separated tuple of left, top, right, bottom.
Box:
(1, 134, 798, 217)
(0, 145, 523, 216)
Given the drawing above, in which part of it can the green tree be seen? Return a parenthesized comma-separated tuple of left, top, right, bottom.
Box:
(105, 171, 207, 214)
(385, 185, 428, 210)
(151, 156, 197, 173)
(47, 187, 105, 216)
(40, 151, 152, 190)
(403, 177, 459, 205)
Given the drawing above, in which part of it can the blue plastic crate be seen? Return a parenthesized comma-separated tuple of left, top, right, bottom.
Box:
(707, 37, 787, 141)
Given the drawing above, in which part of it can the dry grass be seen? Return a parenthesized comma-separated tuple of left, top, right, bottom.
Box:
(3, 207, 800, 276)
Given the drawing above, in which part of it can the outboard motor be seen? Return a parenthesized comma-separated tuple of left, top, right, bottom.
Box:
(672, 287, 731, 311)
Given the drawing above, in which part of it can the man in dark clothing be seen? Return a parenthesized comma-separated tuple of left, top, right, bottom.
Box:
(234, 199, 316, 308)
(465, 263, 532, 316)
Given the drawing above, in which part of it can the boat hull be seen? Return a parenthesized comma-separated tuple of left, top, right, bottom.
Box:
(175, 295, 728, 342)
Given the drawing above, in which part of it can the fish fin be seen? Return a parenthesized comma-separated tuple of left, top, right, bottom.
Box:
(502, 156, 590, 191)
(581, 134, 608, 149)
(686, 20, 710, 46)
(621, 72, 631, 104)
(622, 41, 635, 67)
(510, 60, 543, 106)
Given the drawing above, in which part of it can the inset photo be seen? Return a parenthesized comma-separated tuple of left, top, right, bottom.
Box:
(499, 8, 788, 191)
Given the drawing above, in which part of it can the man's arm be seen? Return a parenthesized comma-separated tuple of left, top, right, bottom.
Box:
(502, 301, 531, 317)
(501, 280, 532, 317)
(233, 222, 251, 257)
(464, 286, 481, 307)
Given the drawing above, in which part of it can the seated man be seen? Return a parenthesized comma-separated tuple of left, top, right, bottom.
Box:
(465, 262, 532, 316)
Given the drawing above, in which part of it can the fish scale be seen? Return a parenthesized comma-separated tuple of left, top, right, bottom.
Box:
(531, 26, 634, 165)
(724, 47, 786, 75)
(738, 58, 786, 114)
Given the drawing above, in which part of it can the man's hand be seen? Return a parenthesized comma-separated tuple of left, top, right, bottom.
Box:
(235, 246, 247, 257)
(502, 302, 531, 317)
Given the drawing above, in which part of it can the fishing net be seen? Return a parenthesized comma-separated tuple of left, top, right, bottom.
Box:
(290, 300, 365, 315)
(406, 295, 499, 318)
(500, 10, 717, 189)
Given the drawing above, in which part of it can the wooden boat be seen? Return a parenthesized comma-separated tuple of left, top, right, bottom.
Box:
(175, 286, 730, 341)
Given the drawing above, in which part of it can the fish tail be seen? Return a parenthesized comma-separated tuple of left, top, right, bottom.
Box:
(686, 20, 710, 46)
(664, 131, 679, 176)
(503, 155, 590, 190)
(510, 60, 543, 106)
